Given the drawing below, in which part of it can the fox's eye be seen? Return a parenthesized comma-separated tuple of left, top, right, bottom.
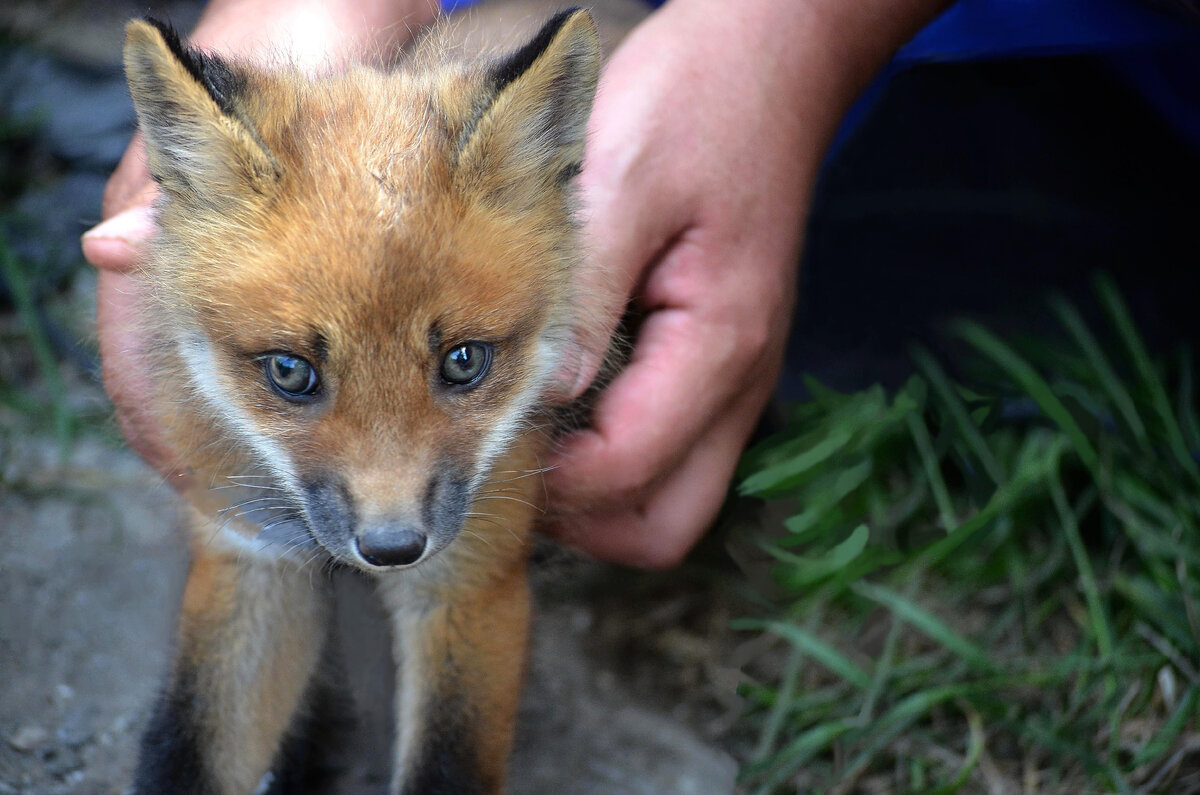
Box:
(440, 342, 492, 386)
(265, 354, 320, 399)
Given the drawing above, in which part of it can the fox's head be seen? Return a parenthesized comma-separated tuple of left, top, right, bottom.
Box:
(124, 11, 599, 572)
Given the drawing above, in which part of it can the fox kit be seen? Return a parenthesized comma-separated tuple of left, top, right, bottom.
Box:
(122, 6, 619, 792)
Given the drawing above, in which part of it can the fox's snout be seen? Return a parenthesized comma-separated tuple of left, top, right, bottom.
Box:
(301, 470, 472, 569)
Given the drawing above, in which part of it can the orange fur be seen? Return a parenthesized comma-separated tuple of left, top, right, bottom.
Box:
(121, 6, 640, 792)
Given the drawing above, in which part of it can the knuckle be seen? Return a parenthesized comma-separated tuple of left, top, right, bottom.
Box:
(743, 314, 774, 353)
(607, 456, 660, 499)
(634, 540, 689, 571)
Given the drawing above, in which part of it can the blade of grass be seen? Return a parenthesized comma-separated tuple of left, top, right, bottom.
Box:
(739, 424, 854, 496)
(834, 682, 981, 794)
(906, 410, 957, 532)
(780, 458, 872, 544)
(1127, 683, 1198, 770)
(911, 345, 1005, 485)
(920, 434, 1067, 568)
(1114, 576, 1196, 658)
(852, 581, 997, 673)
(0, 234, 72, 457)
(1178, 348, 1200, 453)
(1017, 717, 1132, 793)
(925, 700, 985, 795)
(762, 524, 870, 588)
(732, 618, 872, 690)
(747, 719, 855, 794)
(1049, 472, 1115, 683)
(1095, 273, 1200, 484)
(858, 579, 914, 723)
(1049, 294, 1148, 448)
(954, 319, 1098, 473)
(752, 645, 805, 763)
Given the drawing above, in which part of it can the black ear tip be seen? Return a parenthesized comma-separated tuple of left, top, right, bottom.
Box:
(145, 18, 198, 65)
(142, 16, 176, 37)
(130, 17, 184, 52)
(490, 7, 597, 90)
(125, 17, 244, 117)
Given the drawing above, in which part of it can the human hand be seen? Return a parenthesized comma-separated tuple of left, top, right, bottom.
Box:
(83, 0, 439, 484)
(544, 0, 949, 567)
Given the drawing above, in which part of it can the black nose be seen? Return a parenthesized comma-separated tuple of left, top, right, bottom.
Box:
(356, 527, 427, 567)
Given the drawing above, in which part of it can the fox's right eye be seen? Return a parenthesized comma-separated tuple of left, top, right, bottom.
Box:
(265, 354, 320, 400)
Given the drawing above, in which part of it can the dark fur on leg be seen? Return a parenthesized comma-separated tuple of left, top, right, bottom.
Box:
(133, 666, 217, 795)
(263, 660, 355, 795)
(400, 689, 484, 795)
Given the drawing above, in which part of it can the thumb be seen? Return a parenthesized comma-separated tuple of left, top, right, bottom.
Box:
(81, 204, 156, 273)
(84, 133, 159, 273)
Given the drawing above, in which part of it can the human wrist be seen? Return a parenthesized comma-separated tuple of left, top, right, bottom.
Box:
(189, 0, 440, 67)
(657, 0, 950, 152)
(795, 0, 952, 110)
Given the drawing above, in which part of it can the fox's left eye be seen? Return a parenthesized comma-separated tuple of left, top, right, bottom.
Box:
(440, 342, 492, 386)
(265, 354, 320, 399)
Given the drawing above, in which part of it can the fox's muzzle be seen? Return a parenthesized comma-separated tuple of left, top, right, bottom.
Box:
(300, 468, 472, 570)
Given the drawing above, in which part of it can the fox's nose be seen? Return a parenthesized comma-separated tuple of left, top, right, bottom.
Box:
(356, 527, 427, 567)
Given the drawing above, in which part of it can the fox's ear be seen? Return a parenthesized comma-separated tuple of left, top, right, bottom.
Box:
(455, 8, 600, 208)
(123, 19, 278, 207)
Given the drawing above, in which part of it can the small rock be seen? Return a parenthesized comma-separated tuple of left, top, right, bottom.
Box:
(41, 744, 84, 778)
(8, 724, 48, 753)
(56, 704, 96, 748)
(569, 606, 593, 633)
(52, 683, 75, 708)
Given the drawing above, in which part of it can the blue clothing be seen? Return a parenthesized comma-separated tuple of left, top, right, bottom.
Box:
(863, 0, 1200, 149)
(442, 0, 1200, 148)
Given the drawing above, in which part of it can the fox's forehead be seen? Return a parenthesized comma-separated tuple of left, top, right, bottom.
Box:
(245, 61, 508, 195)
(182, 219, 558, 351)
(158, 65, 562, 343)
(174, 178, 561, 360)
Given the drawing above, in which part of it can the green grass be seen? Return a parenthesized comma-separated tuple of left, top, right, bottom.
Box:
(0, 228, 75, 452)
(733, 276, 1200, 793)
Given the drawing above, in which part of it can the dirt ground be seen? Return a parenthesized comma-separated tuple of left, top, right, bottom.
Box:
(0, 420, 742, 794)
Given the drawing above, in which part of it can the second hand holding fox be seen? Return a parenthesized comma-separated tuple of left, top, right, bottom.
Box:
(543, 0, 949, 566)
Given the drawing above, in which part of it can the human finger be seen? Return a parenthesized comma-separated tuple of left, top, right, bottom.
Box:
(549, 235, 789, 508)
(546, 375, 774, 568)
(95, 269, 187, 483)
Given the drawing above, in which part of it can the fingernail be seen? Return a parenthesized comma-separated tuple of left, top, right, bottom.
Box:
(82, 206, 154, 244)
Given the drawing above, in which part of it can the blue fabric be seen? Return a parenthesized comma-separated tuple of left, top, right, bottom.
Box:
(840, 0, 1200, 150)
(898, 0, 1194, 61)
(439, 0, 1199, 147)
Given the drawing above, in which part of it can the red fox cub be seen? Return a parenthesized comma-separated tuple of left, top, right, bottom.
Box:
(123, 7, 608, 793)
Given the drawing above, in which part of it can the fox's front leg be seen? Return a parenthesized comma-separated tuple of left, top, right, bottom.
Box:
(135, 519, 332, 794)
(381, 550, 530, 795)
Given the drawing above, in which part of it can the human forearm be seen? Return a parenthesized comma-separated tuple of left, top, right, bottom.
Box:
(657, 0, 952, 172)
(545, 0, 952, 566)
